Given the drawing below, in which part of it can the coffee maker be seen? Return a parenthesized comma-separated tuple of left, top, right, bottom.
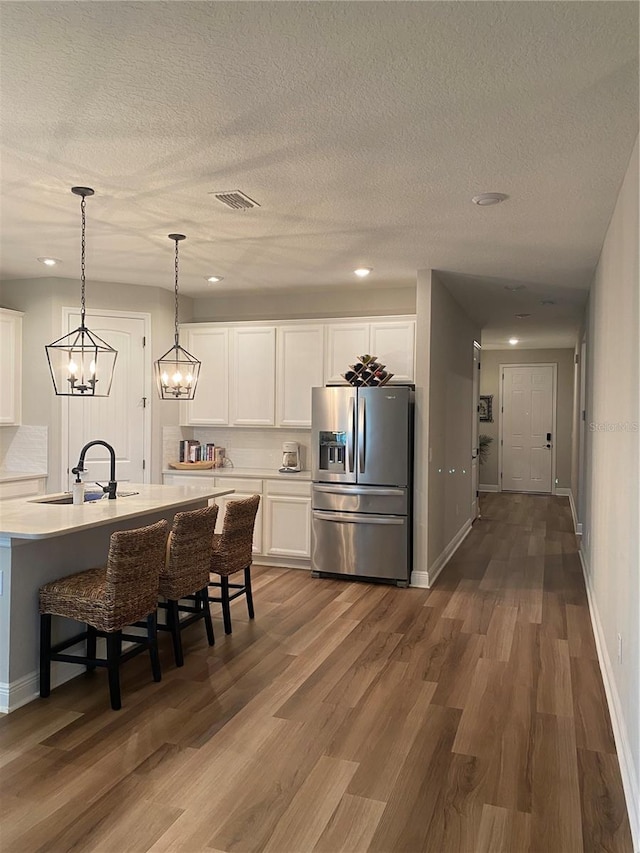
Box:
(280, 441, 301, 473)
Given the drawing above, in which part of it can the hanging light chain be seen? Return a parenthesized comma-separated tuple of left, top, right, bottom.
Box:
(174, 236, 180, 347)
(80, 194, 87, 325)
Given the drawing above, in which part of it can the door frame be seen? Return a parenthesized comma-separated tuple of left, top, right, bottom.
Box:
(471, 341, 481, 519)
(498, 362, 558, 495)
(60, 307, 152, 491)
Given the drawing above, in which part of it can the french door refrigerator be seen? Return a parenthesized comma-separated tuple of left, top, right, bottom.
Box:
(311, 385, 414, 586)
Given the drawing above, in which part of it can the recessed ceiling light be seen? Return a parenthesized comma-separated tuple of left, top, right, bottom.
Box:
(472, 193, 508, 206)
(37, 257, 61, 266)
(504, 283, 525, 291)
(205, 276, 224, 284)
(515, 313, 531, 319)
(354, 267, 372, 278)
(509, 337, 519, 345)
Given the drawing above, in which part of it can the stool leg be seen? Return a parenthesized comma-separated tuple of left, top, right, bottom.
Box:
(106, 632, 122, 710)
(39, 613, 52, 698)
(244, 566, 255, 620)
(200, 588, 215, 646)
(86, 624, 97, 671)
(147, 612, 162, 682)
(221, 576, 232, 635)
(167, 599, 184, 667)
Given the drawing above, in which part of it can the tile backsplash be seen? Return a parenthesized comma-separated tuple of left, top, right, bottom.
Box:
(162, 426, 311, 471)
(0, 425, 48, 473)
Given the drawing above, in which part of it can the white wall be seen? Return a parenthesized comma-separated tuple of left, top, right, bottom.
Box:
(479, 348, 575, 489)
(580, 136, 639, 847)
(0, 277, 191, 486)
(192, 285, 416, 322)
(413, 270, 480, 585)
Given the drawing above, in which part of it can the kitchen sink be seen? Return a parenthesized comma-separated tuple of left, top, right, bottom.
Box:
(29, 491, 139, 505)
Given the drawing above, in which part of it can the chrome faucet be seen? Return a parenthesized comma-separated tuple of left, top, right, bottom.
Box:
(72, 440, 118, 500)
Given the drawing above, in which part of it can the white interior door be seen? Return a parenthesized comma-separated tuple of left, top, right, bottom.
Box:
(471, 342, 481, 519)
(64, 311, 149, 491)
(501, 364, 556, 493)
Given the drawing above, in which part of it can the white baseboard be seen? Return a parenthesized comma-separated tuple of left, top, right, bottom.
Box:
(0, 655, 84, 714)
(412, 518, 472, 589)
(555, 488, 583, 536)
(578, 547, 640, 853)
(479, 483, 499, 493)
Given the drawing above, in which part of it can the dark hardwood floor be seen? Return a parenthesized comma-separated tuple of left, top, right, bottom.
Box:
(0, 493, 633, 852)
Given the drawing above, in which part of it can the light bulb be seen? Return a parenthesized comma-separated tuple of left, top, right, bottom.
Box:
(509, 337, 519, 345)
(68, 359, 78, 376)
(185, 373, 193, 385)
(161, 372, 169, 386)
(172, 371, 182, 385)
(89, 360, 96, 375)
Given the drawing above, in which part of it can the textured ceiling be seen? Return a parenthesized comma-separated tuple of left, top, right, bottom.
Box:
(0, 1, 638, 347)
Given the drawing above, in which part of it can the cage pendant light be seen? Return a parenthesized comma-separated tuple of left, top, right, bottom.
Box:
(45, 187, 118, 396)
(154, 234, 201, 400)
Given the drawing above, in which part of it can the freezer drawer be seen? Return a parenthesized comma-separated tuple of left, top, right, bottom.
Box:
(312, 483, 408, 515)
(311, 509, 409, 583)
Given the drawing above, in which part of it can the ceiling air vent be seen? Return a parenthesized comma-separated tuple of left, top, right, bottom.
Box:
(210, 190, 260, 210)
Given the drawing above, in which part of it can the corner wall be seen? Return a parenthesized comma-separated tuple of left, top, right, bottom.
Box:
(581, 136, 639, 848)
(413, 271, 479, 586)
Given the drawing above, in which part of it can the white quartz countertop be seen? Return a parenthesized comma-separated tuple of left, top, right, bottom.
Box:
(0, 482, 233, 541)
(163, 467, 312, 481)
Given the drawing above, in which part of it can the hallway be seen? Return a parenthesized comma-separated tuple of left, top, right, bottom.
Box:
(0, 493, 632, 852)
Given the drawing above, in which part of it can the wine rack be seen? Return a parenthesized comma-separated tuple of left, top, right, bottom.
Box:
(342, 355, 394, 387)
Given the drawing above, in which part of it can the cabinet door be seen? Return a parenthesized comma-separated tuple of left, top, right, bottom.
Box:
(370, 320, 415, 382)
(0, 309, 22, 425)
(180, 327, 229, 425)
(324, 323, 370, 385)
(277, 325, 324, 427)
(214, 491, 263, 555)
(230, 327, 276, 426)
(264, 495, 311, 558)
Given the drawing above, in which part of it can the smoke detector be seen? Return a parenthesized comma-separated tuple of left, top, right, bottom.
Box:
(210, 190, 260, 210)
(472, 192, 508, 206)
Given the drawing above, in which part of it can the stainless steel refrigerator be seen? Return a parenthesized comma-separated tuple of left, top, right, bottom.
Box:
(311, 385, 414, 586)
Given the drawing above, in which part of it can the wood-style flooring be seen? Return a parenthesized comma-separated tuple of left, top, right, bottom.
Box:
(0, 493, 633, 852)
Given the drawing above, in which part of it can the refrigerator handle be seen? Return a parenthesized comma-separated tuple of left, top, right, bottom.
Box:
(358, 396, 366, 473)
(347, 396, 355, 472)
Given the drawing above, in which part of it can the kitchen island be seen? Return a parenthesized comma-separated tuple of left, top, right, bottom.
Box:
(0, 482, 233, 712)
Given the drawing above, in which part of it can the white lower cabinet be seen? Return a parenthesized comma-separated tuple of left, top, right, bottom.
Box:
(264, 480, 312, 558)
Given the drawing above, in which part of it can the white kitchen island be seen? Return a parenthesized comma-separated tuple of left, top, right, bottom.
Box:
(0, 482, 233, 712)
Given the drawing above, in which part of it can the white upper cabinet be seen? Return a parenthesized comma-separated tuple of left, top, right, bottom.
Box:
(370, 320, 416, 382)
(324, 322, 370, 384)
(325, 319, 415, 384)
(0, 308, 23, 426)
(180, 327, 229, 425)
(230, 327, 276, 425)
(277, 325, 324, 427)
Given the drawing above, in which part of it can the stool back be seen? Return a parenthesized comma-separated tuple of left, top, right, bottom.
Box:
(106, 519, 168, 625)
(160, 505, 219, 600)
(211, 495, 260, 577)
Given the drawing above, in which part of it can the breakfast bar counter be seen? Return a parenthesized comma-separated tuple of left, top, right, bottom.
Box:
(0, 483, 233, 711)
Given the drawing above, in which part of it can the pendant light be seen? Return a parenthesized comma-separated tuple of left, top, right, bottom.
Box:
(154, 234, 201, 400)
(45, 187, 118, 396)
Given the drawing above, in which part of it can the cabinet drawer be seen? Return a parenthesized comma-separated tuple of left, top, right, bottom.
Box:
(214, 478, 262, 493)
(265, 479, 311, 497)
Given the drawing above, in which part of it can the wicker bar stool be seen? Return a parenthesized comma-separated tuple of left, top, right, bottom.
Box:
(158, 504, 218, 667)
(39, 519, 168, 711)
(208, 495, 260, 635)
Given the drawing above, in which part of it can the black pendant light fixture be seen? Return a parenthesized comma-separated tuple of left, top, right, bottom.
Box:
(45, 187, 118, 396)
(154, 234, 201, 400)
